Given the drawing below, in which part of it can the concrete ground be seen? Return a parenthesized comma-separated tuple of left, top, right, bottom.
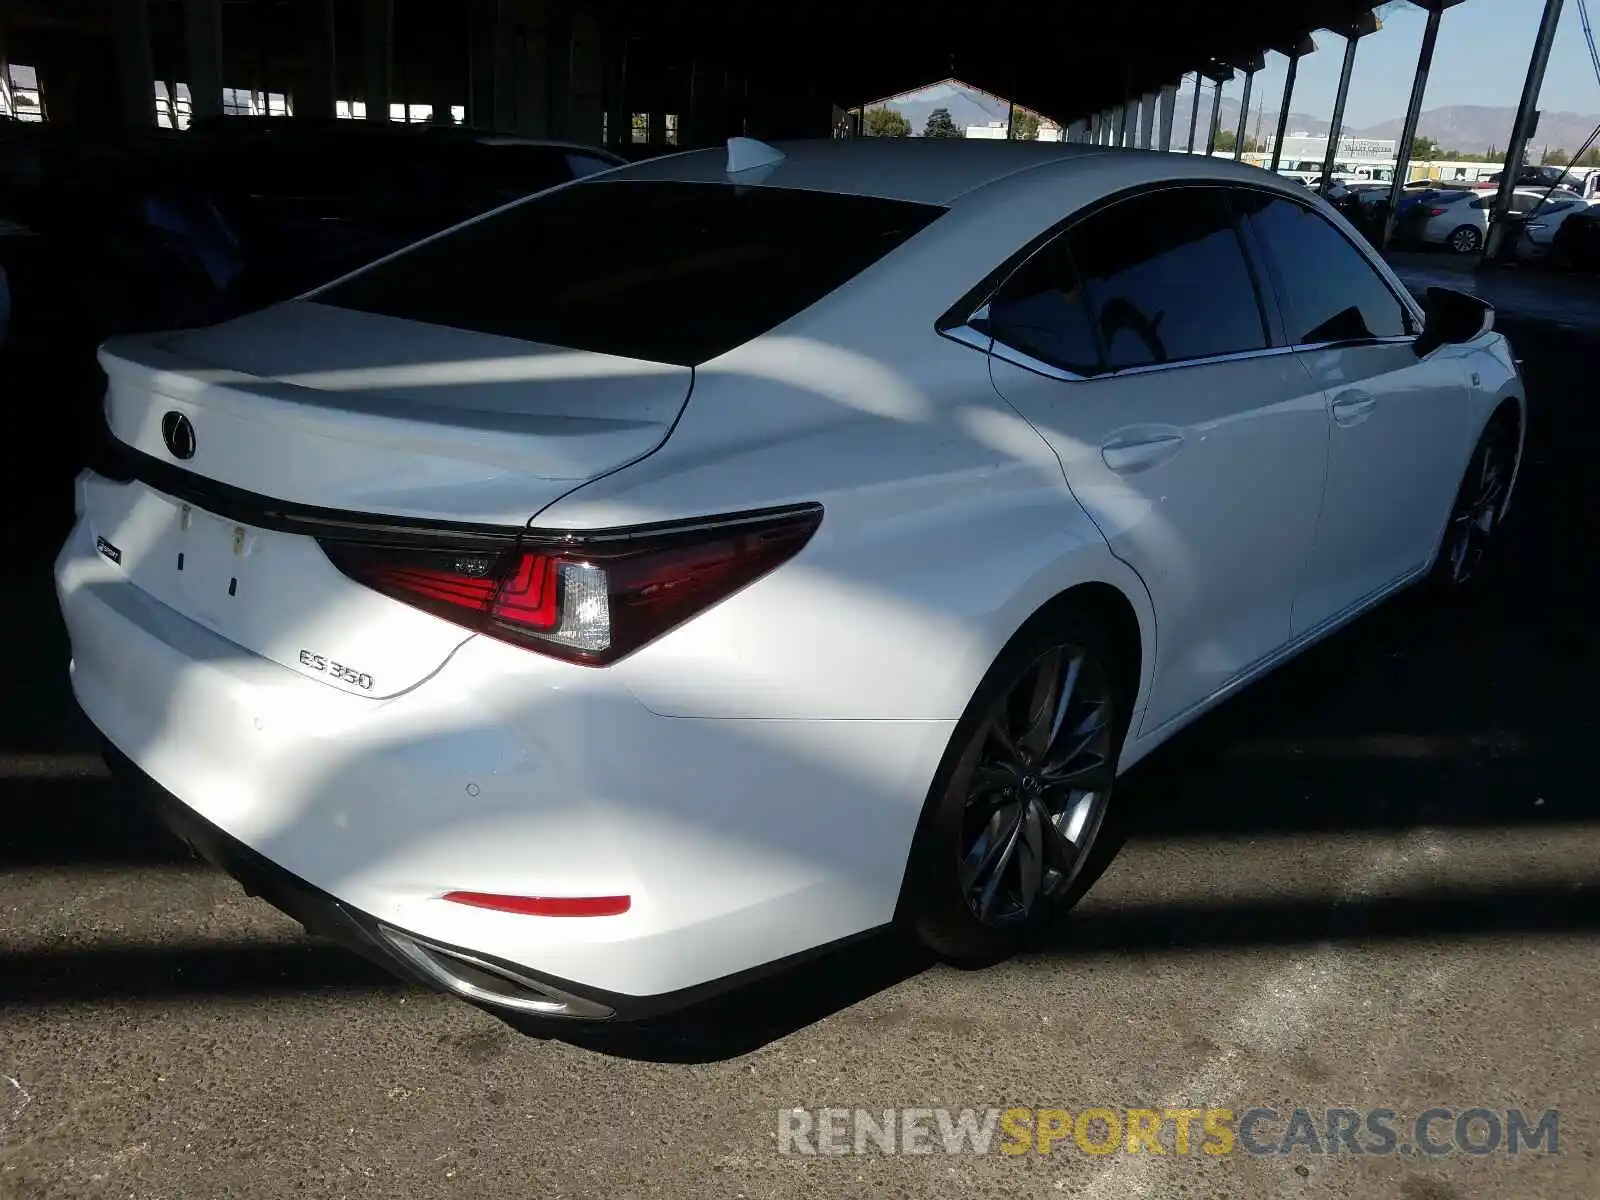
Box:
(2, 254, 1597, 1199)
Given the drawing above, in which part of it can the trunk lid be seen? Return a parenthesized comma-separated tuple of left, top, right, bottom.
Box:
(86, 301, 692, 696)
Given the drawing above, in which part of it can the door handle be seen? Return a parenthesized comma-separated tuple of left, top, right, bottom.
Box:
(1330, 391, 1378, 427)
(1100, 426, 1185, 474)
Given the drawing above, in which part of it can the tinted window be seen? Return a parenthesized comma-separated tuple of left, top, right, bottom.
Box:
(1237, 192, 1412, 344)
(456, 144, 580, 208)
(980, 237, 1100, 375)
(1066, 187, 1268, 370)
(316, 181, 944, 365)
(566, 153, 618, 178)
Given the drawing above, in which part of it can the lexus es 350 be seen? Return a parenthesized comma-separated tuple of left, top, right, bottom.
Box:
(57, 137, 1524, 1021)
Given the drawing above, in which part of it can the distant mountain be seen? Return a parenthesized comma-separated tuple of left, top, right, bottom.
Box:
(876, 80, 1599, 158)
(1355, 105, 1600, 157)
(1174, 90, 1328, 143)
(875, 80, 1019, 135)
(1176, 91, 1599, 158)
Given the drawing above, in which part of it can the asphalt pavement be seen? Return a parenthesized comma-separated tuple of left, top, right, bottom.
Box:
(1, 252, 1597, 1199)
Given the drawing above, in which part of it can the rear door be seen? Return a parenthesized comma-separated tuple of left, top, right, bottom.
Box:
(981, 184, 1330, 734)
(1235, 190, 1472, 633)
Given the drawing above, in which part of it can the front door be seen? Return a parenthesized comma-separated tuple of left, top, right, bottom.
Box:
(979, 185, 1330, 734)
(1232, 190, 1473, 632)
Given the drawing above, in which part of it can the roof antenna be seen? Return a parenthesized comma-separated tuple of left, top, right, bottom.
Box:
(726, 136, 786, 174)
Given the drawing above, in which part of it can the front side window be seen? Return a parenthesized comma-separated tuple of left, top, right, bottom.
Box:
(1236, 191, 1413, 345)
(1065, 186, 1269, 371)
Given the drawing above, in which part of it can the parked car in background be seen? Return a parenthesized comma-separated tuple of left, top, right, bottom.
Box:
(1513, 195, 1597, 261)
(1548, 202, 1600, 273)
(183, 118, 626, 310)
(1476, 163, 1580, 192)
(1413, 187, 1556, 253)
(0, 116, 625, 514)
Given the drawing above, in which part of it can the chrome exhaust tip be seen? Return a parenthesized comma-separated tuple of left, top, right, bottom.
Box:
(377, 926, 614, 1020)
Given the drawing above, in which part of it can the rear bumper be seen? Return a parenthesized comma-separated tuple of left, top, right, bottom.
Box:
(105, 738, 903, 1024)
(106, 741, 619, 1019)
(57, 509, 950, 1012)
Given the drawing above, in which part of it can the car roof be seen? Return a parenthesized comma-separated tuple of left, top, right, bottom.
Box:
(600, 137, 1116, 205)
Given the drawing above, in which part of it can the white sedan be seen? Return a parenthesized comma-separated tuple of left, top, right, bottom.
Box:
(1515, 195, 1598, 260)
(57, 138, 1525, 1021)
(1419, 186, 1570, 253)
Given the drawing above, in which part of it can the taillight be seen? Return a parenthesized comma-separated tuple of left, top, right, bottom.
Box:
(1427, 206, 1447, 216)
(318, 504, 823, 665)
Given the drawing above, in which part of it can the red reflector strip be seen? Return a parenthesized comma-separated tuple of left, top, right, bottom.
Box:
(442, 890, 631, 917)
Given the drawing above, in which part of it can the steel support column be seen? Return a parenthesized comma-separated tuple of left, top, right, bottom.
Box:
(1186, 73, 1202, 151)
(1319, 15, 1375, 198)
(1228, 66, 1254, 160)
(298, 0, 337, 119)
(1139, 93, 1156, 148)
(470, 0, 500, 129)
(1483, 0, 1566, 264)
(362, 0, 394, 121)
(1269, 47, 1305, 173)
(114, 0, 156, 125)
(182, 0, 222, 120)
(1111, 103, 1127, 147)
(1205, 74, 1225, 155)
(1157, 83, 1177, 151)
(1383, 2, 1453, 248)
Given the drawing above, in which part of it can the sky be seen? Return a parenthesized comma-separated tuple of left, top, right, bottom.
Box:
(1212, 0, 1600, 129)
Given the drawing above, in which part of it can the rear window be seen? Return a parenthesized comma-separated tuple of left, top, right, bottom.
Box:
(314, 179, 945, 366)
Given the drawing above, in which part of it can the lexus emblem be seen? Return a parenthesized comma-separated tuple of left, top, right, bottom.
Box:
(161, 411, 196, 460)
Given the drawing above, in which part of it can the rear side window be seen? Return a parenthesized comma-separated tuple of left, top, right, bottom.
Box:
(1067, 186, 1269, 371)
(457, 144, 584, 208)
(981, 236, 1100, 375)
(1236, 191, 1413, 344)
(315, 180, 945, 365)
(565, 153, 618, 178)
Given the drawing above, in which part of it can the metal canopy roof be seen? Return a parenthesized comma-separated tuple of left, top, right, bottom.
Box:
(610, 0, 1382, 122)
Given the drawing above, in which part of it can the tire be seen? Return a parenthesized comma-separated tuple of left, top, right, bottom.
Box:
(1448, 225, 1483, 254)
(900, 607, 1132, 964)
(1427, 416, 1518, 596)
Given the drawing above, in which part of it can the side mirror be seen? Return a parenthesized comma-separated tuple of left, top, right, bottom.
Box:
(1414, 286, 1494, 357)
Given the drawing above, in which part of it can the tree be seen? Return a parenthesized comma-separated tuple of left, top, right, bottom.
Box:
(864, 106, 910, 137)
(1410, 135, 1441, 161)
(923, 107, 961, 138)
(1009, 110, 1040, 141)
(1544, 147, 1571, 165)
(1575, 147, 1600, 168)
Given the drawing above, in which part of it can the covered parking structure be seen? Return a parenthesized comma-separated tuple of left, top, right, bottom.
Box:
(0, 0, 1569, 253)
(0, 2, 1512, 142)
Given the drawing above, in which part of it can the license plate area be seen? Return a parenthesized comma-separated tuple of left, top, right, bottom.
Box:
(174, 503, 259, 627)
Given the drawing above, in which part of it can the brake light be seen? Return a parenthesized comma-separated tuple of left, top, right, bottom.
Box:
(1427, 206, 1447, 216)
(443, 891, 631, 917)
(319, 504, 823, 665)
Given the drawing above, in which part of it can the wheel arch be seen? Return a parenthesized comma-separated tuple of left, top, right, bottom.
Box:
(890, 569, 1152, 930)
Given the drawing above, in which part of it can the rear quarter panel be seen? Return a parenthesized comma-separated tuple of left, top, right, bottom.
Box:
(533, 331, 1158, 728)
